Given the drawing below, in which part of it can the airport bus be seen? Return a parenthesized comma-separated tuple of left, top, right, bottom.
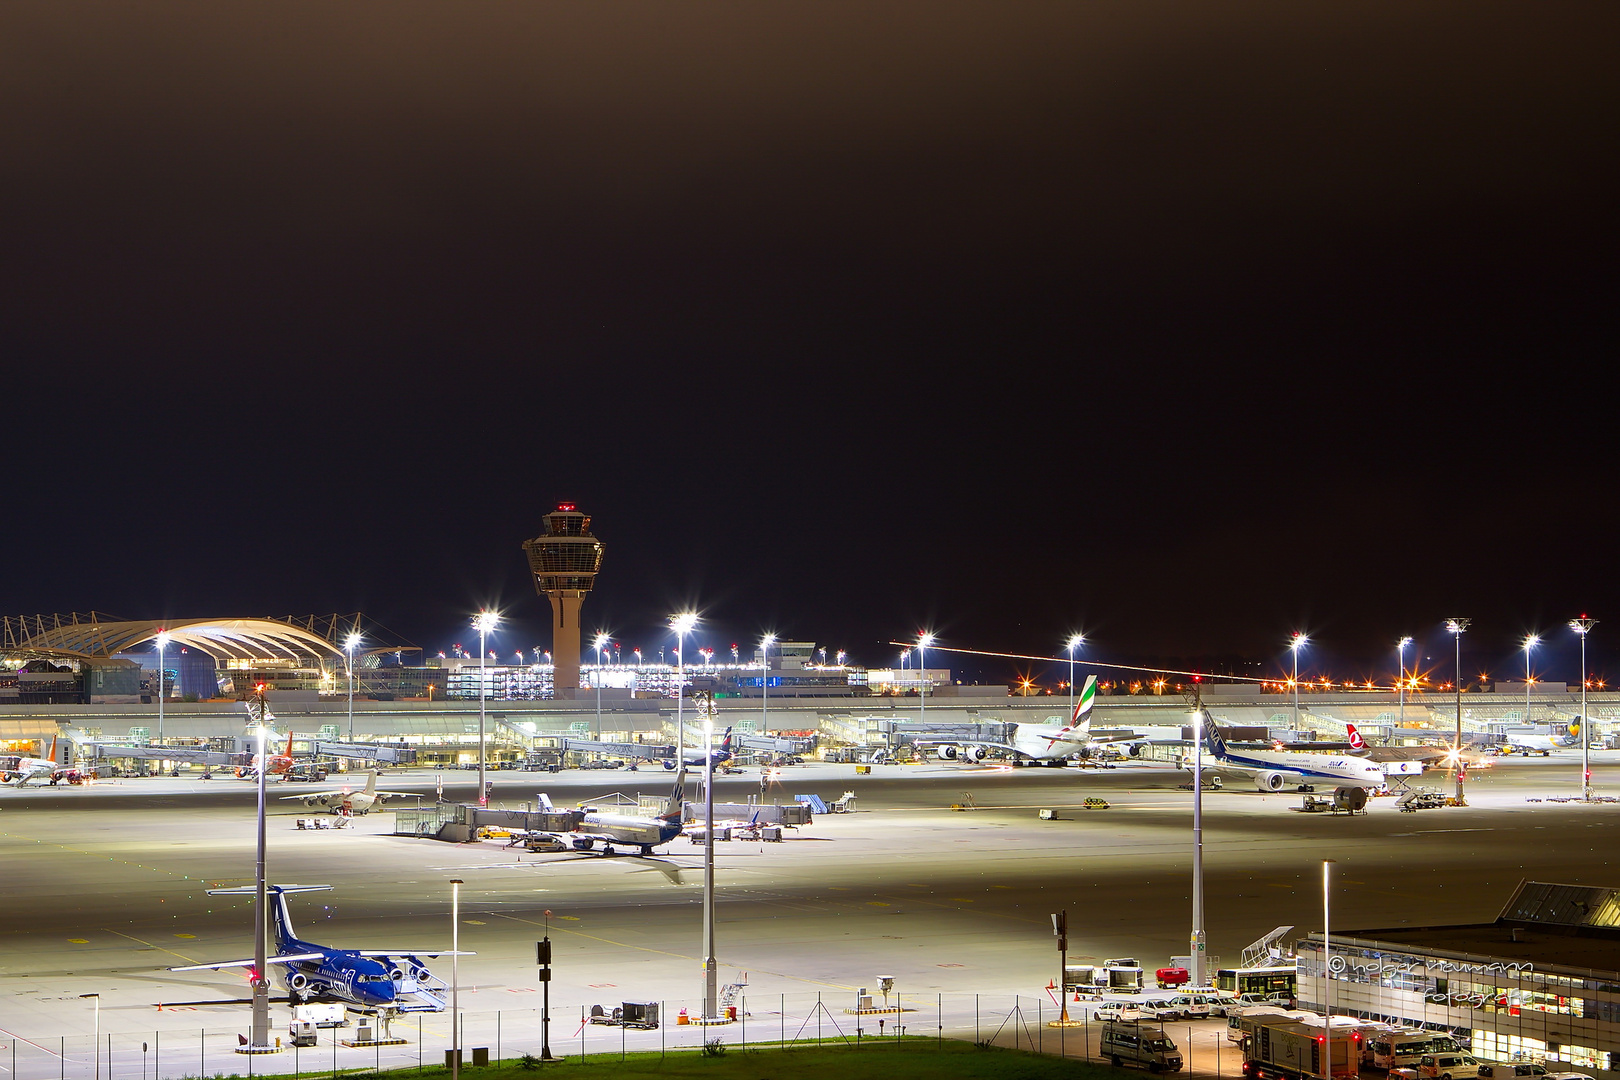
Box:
(1216, 965, 1298, 1000)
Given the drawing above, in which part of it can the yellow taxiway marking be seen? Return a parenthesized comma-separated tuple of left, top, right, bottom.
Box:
(107, 928, 207, 965)
(174, 933, 196, 939)
(68, 938, 88, 944)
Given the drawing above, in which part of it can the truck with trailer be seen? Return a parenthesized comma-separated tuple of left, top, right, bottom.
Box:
(1241, 1020, 1361, 1080)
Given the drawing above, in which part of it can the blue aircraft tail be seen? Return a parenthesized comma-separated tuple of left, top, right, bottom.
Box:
(716, 726, 734, 758)
(1200, 711, 1231, 760)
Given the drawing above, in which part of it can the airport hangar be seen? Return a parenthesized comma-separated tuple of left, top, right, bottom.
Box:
(3, 614, 1618, 767)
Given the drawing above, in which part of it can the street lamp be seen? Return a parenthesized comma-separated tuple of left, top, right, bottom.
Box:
(917, 632, 935, 724)
(702, 698, 719, 1019)
(80, 993, 100, 1080)
(1570, 618, 1597, 801)
(1523, 634, 1540, 730)
(473, 611, 499, 807)
(1445, 619, 1470, 803)
(1322, 859, 1336, 1047)
(670, 612, 698, 773)
(450, 878, 463, 1080)
(344, 631, 362, 741)
(249, 688, 271, 1050)
(760, 633, 776, 736)
(1065, 634, 1085, 721)
(1289, 633, 1308, 731)
(592, 632, 611, 741)
(1190, 705, 1206, 987)
(1396, 637, 1412, 730)
(154, 630, 170, 772)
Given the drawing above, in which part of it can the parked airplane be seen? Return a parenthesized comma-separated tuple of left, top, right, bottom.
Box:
(1501, 719, 1581, 756)
(279, 770, 413, 815)
(235, 730, 298, 780)
(1200, 711, 1387, 792)
(0, 737, 86, 786)
(930, 676, 1123, 764)
(662, 727, 735, 770)
(527, 768, 687, 856)
(171, 884, 468, 1011)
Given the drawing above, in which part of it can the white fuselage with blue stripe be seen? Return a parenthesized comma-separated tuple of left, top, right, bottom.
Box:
(1201, 712, 1386, 791)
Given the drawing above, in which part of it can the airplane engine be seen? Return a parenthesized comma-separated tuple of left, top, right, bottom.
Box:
(390, 968, 406, 981)
(1128, 743, 1143, 757)
(411, 964, 431, 981)
(1255, 771, 1287, 792)
(936, 745, 960, 761)
(963, 745, 988, 762)
(287, 972, 309, 991)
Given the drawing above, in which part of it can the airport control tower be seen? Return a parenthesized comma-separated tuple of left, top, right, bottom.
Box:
(522, 503, 604, 694)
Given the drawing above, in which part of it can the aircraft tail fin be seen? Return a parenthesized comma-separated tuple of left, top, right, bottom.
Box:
(1070, 675, 1098, 728)
(47, 734, 58, 765)
(1347, 723, 1366, 751)
(660, 767, 687, 821)
(1200, 711, 1230, 760)
(364, 770, 378, 795)
(718, 727, 734, 756)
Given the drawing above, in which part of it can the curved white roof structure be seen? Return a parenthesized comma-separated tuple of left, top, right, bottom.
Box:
(5, 616, 344, 662)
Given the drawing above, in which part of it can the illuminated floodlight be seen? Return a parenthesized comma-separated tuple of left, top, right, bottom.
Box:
(473, 610, 500, 634)
(918, 631, 936, 649)
(670, 612, 699, 636)
(155, 630, 171, 650)
(593, 631, 611, 653)
(1066, 633, 1085, 652)
(1289, 632, 1308, 652)
(345, 631, 363, 653)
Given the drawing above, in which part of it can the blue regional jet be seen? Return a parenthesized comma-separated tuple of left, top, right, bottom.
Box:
(172, 885, 470, 1010)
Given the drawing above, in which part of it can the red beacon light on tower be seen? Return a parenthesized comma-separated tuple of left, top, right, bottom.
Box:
(556, 502, 576, 512)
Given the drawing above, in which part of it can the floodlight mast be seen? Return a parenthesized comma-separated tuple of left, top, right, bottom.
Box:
(345, 630, 362, 741)
(592, 631, 611, 740)
(1570, 618, 1597, 801)
(1396, 637, 1412, 729)
(1445, 619, 1470, 803)
(1523, 634, 1540, 735)
(474, 611, 499, 807)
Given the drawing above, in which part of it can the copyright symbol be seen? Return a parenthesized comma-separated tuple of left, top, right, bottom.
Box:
(1328, 956, 1346, 973)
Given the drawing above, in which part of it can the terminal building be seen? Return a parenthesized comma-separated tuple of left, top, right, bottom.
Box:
(1297, 880, 1620, 1076)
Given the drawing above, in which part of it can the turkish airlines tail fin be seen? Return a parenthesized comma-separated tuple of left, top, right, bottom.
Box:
(1347, 723, 1366, 751)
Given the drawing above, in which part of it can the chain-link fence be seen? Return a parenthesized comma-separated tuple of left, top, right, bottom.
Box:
(0, 993, 1242, 1080)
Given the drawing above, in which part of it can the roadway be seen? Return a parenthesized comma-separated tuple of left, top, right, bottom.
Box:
(0, 752, 1616, 1074)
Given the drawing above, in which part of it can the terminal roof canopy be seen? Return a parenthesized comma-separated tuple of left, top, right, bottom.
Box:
(8, 617, 346, 662)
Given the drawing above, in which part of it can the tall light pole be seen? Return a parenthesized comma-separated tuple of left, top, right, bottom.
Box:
(1190, 705, 1206, 988)
(1289, 633, 1308, 732)
(592, 632, 610, 741)
(80, 994, 100, 1080)
(1523, 633, 1540, 730)
(760, 633, 776, 735)
(344, 631, 362, 742)
(153, 634, 169, 751)
(450, 878, 463, 1080)
(1066, 634, 1085, 721)
(701, 695, 718, 1018)
(474, 611, 499, 807)
(918, 632, 935, 725)
(1322, 859, 1336, 1048)
(249, 687, 271, 1050)
(670, 612, 698, 770)
(1396, 637, 1412, 731)
(1446, 619, 1470, 803)
(1570, 618, 1597, 801)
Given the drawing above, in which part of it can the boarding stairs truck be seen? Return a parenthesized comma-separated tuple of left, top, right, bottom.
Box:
(1242, 1020, 1361, 1080)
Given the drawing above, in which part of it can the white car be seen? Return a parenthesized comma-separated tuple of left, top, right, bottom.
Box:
(1092, 1002, 1148, 1023)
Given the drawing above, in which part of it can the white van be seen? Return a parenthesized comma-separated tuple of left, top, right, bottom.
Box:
(1374, 1032, 1443, 1070)
(1102, 1023, 1184, 1072)
(1420, 1053, 1481, 1080)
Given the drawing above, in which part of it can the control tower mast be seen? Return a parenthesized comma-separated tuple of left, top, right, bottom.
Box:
(521, 503, 604, 695)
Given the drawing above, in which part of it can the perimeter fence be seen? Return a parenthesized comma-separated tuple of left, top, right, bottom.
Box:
(1, 992, 1243, 1080)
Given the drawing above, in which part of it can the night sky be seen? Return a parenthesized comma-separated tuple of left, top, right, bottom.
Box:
(4, 4, 1617, 685)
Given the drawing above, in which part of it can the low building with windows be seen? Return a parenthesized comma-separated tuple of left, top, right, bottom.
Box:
(1297, 881, 1620, 1076)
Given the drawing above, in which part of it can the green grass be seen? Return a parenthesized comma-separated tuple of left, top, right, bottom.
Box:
(202, 1040, 1118, 1080)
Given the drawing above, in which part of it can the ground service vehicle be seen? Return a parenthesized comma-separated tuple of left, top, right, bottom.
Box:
(1420, 1053, 1481, 1079)
(1373, 1033, 1461, 1070)
(1217, 966, 1299, 1001)
(1102, 1022, 1184, 1072)
(1228, 1007, 1306, 1044)
(1477, 1064, 1547, 1079)
(1242, 1021, 1360, 1080)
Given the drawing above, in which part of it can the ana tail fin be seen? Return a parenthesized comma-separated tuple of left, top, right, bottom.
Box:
(1200, 711, 1230, 759)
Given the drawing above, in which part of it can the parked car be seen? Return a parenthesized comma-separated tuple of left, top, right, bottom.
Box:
(1234, 992, 1293, 1008)
(1421, 1053, 1482, 1079)
(1093, 1002, 1148, 1023)
(1478, 1065, 1547, 1079)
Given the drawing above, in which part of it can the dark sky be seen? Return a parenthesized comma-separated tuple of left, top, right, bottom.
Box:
(3, 4, 1617, 684)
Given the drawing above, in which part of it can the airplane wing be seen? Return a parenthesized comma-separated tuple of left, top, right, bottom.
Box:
(353, 950, 475, 958)
(278, 792, 334, 805)
(172, 953, 327, 971)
